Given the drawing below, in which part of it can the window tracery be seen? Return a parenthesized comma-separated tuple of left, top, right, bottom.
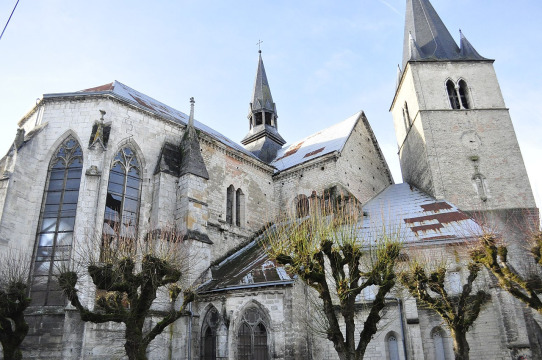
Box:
(237, 307, 269, 360)
(32, 136, 83, 306)
(102, 147, 141, 256)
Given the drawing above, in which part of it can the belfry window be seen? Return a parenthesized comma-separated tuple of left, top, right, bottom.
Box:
(102, 147, 141, 255)
(458, 80, 470, 109)
(446, 80, 460, 109)
(237, 307, 269, 360)
(32, 136, 83, 306)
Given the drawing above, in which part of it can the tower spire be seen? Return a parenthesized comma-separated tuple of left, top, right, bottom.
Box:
(402, 0, 485, 67)
(241, 50, 286, 163)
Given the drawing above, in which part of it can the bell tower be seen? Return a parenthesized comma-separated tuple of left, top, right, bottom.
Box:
(241, 50, 286, 163)
(391, 0, 536, 212)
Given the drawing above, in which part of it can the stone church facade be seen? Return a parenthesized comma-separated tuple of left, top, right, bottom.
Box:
(0, 0, 539, 359)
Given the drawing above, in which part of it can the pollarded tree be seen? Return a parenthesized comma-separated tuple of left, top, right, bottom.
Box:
(399, 261, 488, 360)
(58, 229, 195, 360)
(0, 248, 31, 360)
(266, 194, 402, 360)
(472, 232, 542, 314)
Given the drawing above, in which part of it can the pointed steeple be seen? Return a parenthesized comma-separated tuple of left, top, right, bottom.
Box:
(242, 50, 286, 163)
(402, 0, 485, 67)
(249, 51, 278, 121)
(179, 97, 209, 179)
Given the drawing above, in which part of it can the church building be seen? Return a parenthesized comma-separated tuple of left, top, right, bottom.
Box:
(0, 0, 539, 359)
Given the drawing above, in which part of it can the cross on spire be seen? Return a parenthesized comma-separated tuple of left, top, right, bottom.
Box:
(256, 39, 263, 53)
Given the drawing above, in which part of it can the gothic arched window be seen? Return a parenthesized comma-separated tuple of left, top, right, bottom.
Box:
(296, 195, 309, 218)
(446, 80, 460, 109)
(226, 185, 235, 225)
(432, 327, 447, 360)
(237, 307, 269, 360)
(202, 307, 220, 360)
(387, 334, 400, 360)
(458, 80, 470, 109)
(102, 147, 141, 254)
(32, 136, 83, 306)
(203, 327, 216, 360)
(236, 188, 245, 227)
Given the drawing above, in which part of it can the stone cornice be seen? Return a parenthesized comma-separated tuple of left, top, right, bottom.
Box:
(272, 151, 339, 181)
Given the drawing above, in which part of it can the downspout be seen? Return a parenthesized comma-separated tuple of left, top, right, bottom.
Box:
(385, 297, 408, 360)
(187, 302, 193, 359)
(396, 298, 408, 360)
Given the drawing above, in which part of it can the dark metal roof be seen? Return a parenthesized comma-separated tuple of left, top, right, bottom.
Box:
(249, 52, 277, 116)
(74, 81, 262, 161)
(179, 100, 209, 180)
(199, 239, 293, 293)
(402, 0, 487, 68)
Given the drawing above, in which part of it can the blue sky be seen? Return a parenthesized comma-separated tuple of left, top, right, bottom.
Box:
(1, 0, 541, 207)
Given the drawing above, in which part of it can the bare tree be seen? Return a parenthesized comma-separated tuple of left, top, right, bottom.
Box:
(57, 229, 195, 360)
(472, 231, 542, 314)
(399, 258, 488, 360)
(266, 194, 402, 360)
(0, 247, 31, 360)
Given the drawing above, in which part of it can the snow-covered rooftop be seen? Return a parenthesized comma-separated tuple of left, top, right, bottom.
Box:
(270, 111, 361, 172)
(359, 183, 482, 244)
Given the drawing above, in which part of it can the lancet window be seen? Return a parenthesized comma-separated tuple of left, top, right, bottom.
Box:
(102, 147, 141, 255)
(237, 307, 269, 360)
(446, 80, 460, 109)
(432, 327, 448, 360)
(32, 136, 83, 306)
(458, 80, 470, 109)
(387, 333, 400, 360)
(295, 194, 309, 218)
(226, 185, 245, 227)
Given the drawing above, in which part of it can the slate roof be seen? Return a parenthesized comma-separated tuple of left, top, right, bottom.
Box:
(199, 238, 293, 294)
(201, 183, 481, 293)
(359, 183, 482, 244)
(249, 52, 277, 116)
(270, 111, 361, 172)
(68, 81, 261, 160)
(402, 0, 487, 68)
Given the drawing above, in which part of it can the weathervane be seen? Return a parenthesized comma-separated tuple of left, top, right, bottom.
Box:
(256, 39, 263, 53)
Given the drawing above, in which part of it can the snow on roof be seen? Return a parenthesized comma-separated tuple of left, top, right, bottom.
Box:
(270, 111, 361, 172)
(78, 81, 259, 160)
(359, 183, 482, 244)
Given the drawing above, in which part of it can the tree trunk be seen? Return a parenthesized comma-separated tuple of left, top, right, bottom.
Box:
(1, 314, 28, 360)
(451, 328, 470, 360)
(124, 322, 148, 360)
(1, 340, 23, 360)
